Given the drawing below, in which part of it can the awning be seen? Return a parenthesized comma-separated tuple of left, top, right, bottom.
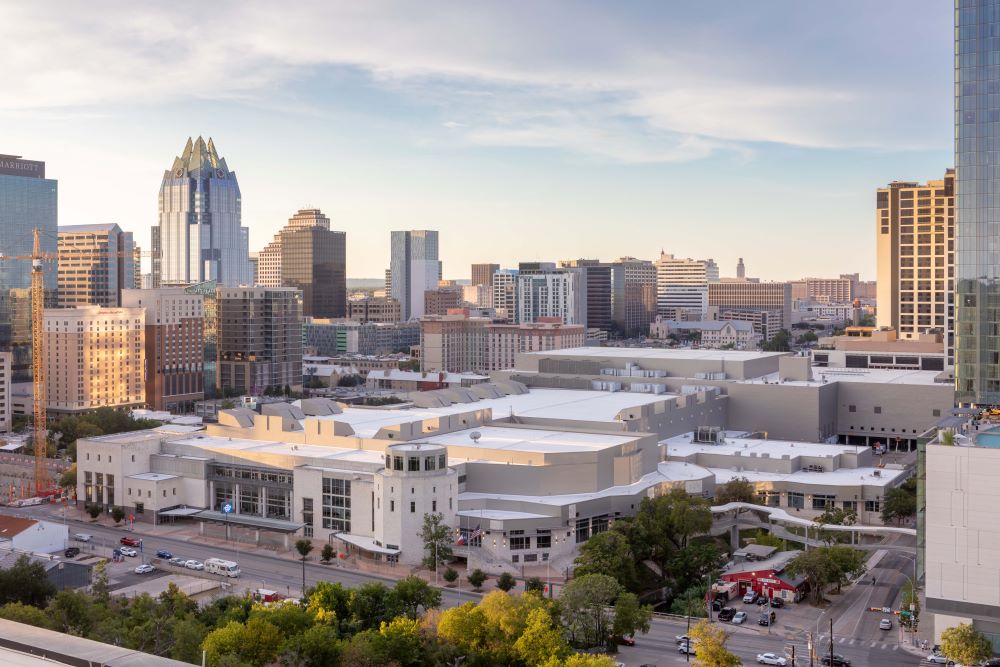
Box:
(334, 532, 400, 555)
(193, 510, 305, 533)
(0, 443, 24, 451)
(158, 506, 206, 517)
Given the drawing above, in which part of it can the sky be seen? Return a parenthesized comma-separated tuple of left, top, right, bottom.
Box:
(0, 1, 952, 281)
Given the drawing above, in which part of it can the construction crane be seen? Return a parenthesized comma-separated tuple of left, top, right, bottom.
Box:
(0, 228, 157, 496)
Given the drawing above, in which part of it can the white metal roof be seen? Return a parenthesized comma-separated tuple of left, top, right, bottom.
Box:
(524, 347, 786, 362)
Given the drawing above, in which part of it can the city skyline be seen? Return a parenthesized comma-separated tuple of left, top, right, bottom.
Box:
(1, 2, 951, 281)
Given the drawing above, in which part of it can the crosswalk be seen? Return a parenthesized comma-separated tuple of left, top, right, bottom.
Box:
(813, 634, 902, 651)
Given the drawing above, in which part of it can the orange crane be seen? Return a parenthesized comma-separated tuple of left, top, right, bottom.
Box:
(1, 228, 156, 496)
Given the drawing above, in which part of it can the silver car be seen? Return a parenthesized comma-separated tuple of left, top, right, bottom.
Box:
(184, 559, 204, 571)
(732, 611, 748, 624)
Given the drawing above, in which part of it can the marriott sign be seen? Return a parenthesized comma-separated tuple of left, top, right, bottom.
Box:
(0, 155, 45, 179)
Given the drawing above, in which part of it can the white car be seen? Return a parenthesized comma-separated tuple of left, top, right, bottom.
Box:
(118, 546, 137, 557)
(134, 563, 155, 574)
(925, 655, 951, 665)
(879, 618, 892, 630)
(757, 653, 787, 666)
(732, 611, 748, 624)
(73, 533, 92, 542)
(168, 557, 186, 566)
(743, 591, 758, 604)
(678, 642, 696, 656)
(184, 559, 204, 571)
(675, 634, 690, 645)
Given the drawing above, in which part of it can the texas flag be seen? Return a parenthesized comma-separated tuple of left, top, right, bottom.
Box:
(456, 533, 466, 546)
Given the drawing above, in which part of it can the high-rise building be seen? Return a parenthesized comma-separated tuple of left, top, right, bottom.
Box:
(0, 352, 10, 433)
(876, 172, 954, 365)
(257, 237, 282, 287)
(707, 281, 792, 339)
(0, 154, 57, 381)
(278, 209, 346, 318)
(122, 288, 204, 413)
(304, 319, 420, 356)
(424, 288, 462, 316)
(419, 311, 490, 373)
(217, 287, 303, 394)
(390, 230, 440, 321)
(610, 257, 657, 336)
(184, 281, 218, 395)
(57, 223, 136, 307)
(517, 269, 585, 325)
(737, 258, 746, 279)
(559, 259, 612, 331)
(43, 306, 145, 413)
(471, 263, 500, 288)
(492, 269, 519, 321)
(655, 253, 719, 319)
(485, 319, 586, 371)
(156, 137, 252, 287)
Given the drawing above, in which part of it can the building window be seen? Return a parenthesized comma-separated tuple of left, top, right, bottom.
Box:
(865, 500, 881, 513)
(410, 501, 416, 513)
(874, 406, 882, 414)
(575, 518, 590, 543)
(424, 456, 436, 471)
(787, 492, 804, 510)
(390, 500, 395, 512)
(512, 555, 519, 563)
(439, 454, 447, 468)
(432, 500, 437, 512)
(757, 490, 780, 507)
(393, 456, 403, 471)
(842, 501, 857, 511)
(322, 478, 351, 532)
(524, 554, 538, 563)
(811, 495, 835, 510)
(408, 457, 420, 472)
(536, 535, 552, 549)
(510, 536, 530, 550)
(848, 405, 856, 413)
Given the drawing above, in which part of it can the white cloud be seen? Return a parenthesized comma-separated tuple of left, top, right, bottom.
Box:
(0, 2, 947, 162)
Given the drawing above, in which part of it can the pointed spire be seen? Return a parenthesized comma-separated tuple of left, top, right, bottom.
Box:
(180, 137, 194, 160)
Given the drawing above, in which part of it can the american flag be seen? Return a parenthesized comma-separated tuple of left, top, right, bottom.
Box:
(469, 525, 482, 541)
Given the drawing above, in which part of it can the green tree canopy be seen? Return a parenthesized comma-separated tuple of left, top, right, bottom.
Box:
(0, 555, 55, 608)
(714, 477, 756, 505)
(559, 573, 621, 649)
(572, 530, 637, 590)
(418, 512, 453, 571)
(940, 623, 993, 665)
(881, 484, 917, 525)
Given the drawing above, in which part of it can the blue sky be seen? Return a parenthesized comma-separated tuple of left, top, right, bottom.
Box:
(1, 1, 951, 280)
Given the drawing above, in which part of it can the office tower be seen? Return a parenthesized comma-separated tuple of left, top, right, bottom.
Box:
(0, 154, 57, 381)
(517, 269, 585, 325)
(150, 226, 162, 288)
(419, 312, 489, 372)
(559, 259, 612, 331)
(471, 263, 500, 287)
(610, 257, 657, 336)
(347, 296, 402, 323)
(57, 223, 136, 307)
(184, 281, 218, 395)
(790, 277, 855, 303)
(424, 288, 462, 316)
(462, 283, 492, 308)
(492, 269, 519, 321)
(876, 172, 954, 365)
(384, 268, 392, 296)
(217, 287, 302, 394)
(248, 252, 259, 285)
(304, 319, 420, 356)
(655, 253, 719, 318)
(0, 352, 10, 432)
(122, 288, 204, 413)
(257, 237, 282, 287)
(390, 230, 441, 320)
(707, 281, 792, 340)
(279, 209, 346, 318)
(43, 306, 145, 413)
(737, 258, 746, 279)
(156, 137, 252, 287)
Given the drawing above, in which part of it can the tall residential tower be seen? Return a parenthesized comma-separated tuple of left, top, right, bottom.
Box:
(390, 230, 441, 321)
(156, 137, 252, 287)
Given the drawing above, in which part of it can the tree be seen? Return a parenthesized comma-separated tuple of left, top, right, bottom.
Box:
(688, 619, 742, 667)
(785, 546, 866, 603)
(714, 477, 756, 505)
(761, 329, 792, 352)
(306, 580, 351, 628)
(496, 572, 517, 592)
(0, 602, 51, 628)
(220, 399, 236, 410)
(0, 555, 55, 607)
(797, 330, 818, 345)
(940, 623, 993, 665)
(279, 623, 343, 667)
(58, 465, 77, 492)
(202, 618, 284, 667)
(669, 583, 709, 617)
(817, 506, 857, 526)
(882, 485, 917, 525)
(111, 506, 126, 524)
(559, 573, 621, 649)
(392, 575, 441, 619)
(624, 489, 713, 585)
(525, 577, 545, 594)
(612, 591, 652, 641)
(749, 529, 784, 550)
(467, 569, 488, 591)
(347, 581, 395, 632)
(442, 567, 458, 586)
(294, 539, 314, 599)
(86, 503, 102, 520)
(900, 579, 920, 629)
(572, 531, 637, 590)
(320, 543, 335, 563)
(514, 607, 570, 666)
(418, 512, 453, 572)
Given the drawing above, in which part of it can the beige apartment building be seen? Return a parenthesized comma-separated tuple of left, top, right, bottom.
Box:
(471, 263, 499, 288)
(347, 296, 402, 323)
(122, 288, 205, 413)
(44, 306, 146, 414)
(790, 277, 853, 303)
(57, 223, 138, 307)
(420, 311, 489, 373)
(486, 319, 586, 370)
(708, 281, 792, 339)
(876, 170, 954, 365)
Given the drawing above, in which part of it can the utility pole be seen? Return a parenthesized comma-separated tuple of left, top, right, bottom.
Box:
(829, 617, 834, 666)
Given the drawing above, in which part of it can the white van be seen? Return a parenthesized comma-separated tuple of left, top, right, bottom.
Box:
(204, 557, 240, 577)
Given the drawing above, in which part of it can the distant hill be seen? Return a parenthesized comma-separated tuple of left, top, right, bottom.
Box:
(347, 279, 385, 289)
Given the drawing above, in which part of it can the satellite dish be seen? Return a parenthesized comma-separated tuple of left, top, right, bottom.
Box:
(470, 431, 482, 443)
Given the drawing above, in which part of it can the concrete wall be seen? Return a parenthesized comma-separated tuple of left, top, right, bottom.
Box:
(835, 382, 951, 443)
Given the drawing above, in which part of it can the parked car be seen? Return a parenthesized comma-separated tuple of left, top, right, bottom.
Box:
(63, 547, 80, 558)
(184, 559, 204, 571)
(732, 611, 748, 624)
(156, 549, 173, 559)
(73, 533, 92, 542)
(879, 618, 892, 630)
(743, 591, 758, 604)
(718, 607, 737, 622)
(769, 597, 785, 608)
(616, 634, 635, 647)
(119, 536, 141, 547)
(134, 563, 155, 574)
(168, 557, 186, 566)
(758, 610, 776, 626)
(675, 635, 690, 645)
(119, 546, 137, 557)
(678, 642, 696, 656)
(925, 655, 950, 665)
(756, 653, 788, 666)
(820, 655, 851, 667)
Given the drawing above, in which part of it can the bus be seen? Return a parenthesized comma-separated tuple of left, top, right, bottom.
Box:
(205, 558, 241, 578)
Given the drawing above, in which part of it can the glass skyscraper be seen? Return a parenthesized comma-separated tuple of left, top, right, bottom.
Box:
(0, 154, 57, 380)
(956, 0, 1000, 404)
(156, 137, 252, 288)
(390, 230, 441, 321)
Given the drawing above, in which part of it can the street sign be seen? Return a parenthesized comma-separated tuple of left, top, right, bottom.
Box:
(222, 503, 233, 514)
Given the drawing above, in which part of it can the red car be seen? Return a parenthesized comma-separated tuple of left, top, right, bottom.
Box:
(616, 634, 635, 646)
(119, 536, 141, 547)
